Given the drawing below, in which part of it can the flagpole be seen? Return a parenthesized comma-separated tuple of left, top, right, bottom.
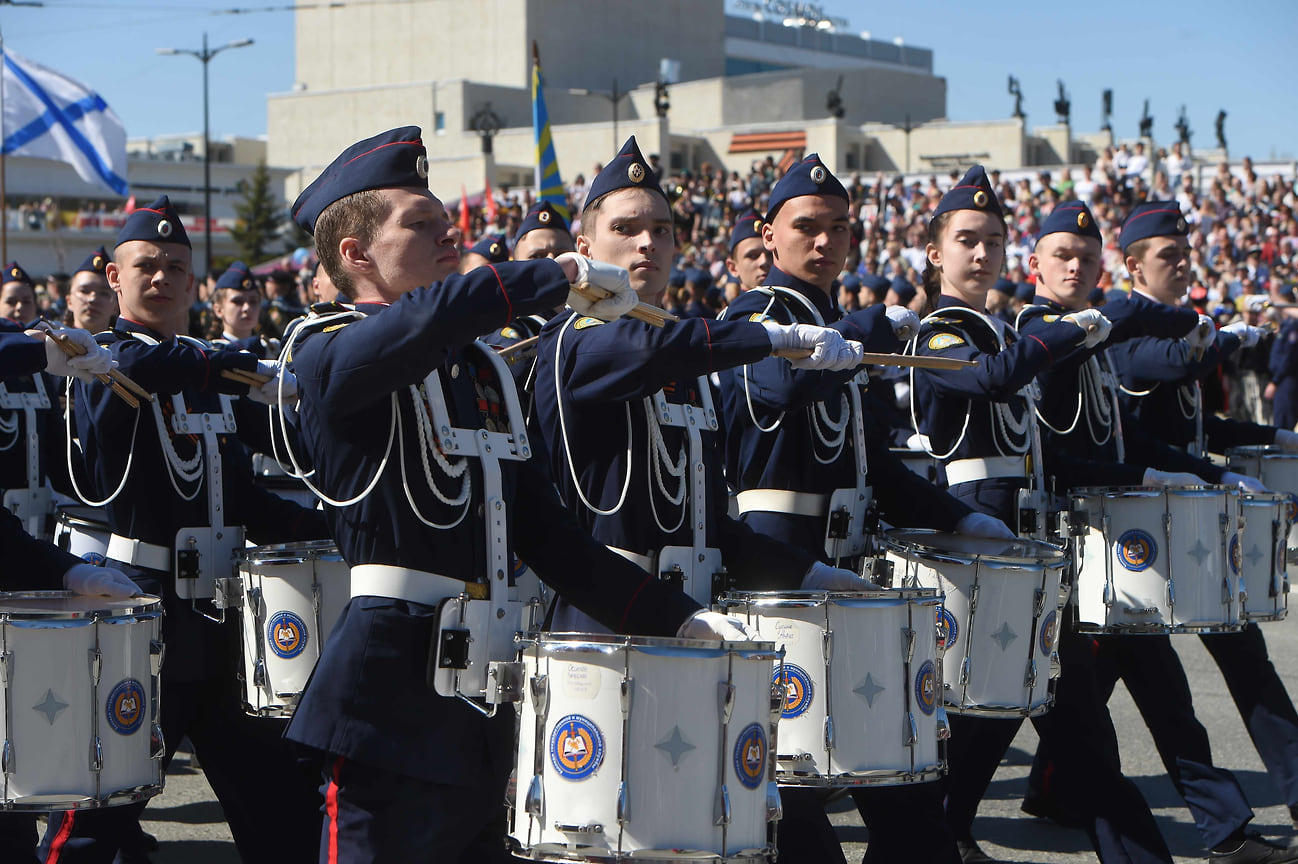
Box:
(1, 30, 8, 265)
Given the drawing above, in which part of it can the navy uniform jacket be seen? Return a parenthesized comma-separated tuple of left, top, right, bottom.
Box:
(531, 311, 815, 592)
(283, 261, 700, 786)
(1269, 318, 1298, 428)
(0, 322, 45, 374)
(1018, 295, 1225, 488)
(481, 311, 552, 402)
(73, 318, 327, 680)
(210, 333, 276, 359)
(718, 267, 971, 556)
(1108, 306, 1276, 453)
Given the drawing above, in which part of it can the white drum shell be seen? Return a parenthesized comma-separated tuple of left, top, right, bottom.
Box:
(1228, 446, 1298, 553)
(512, 635, 777, 861)
(237, 543, 349, 717)
(884, 532, 1065, 717)
(53, 506, 110, 566)
(720, 591, 944, 785)
(0, 593, 162, 809)
(1072, 486, 1241, 633)
(1237, 493, 1290, 622)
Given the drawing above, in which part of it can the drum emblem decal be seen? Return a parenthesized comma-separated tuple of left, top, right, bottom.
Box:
(1039, 609, 1058, 655)
(268, 611, 309, 659)
(1229, 534, 1241, 575)
(106, 679, 145, 735)
(915, 660, 937, 715)
(732, 722, 767, 790)
(550, 714, 604, 780)
(1285, 495, 1297, 525)
(81, 552, 107, 566)
(937, 608, 959, 651)
(774, 663, 814, 719)
(1115, 529, 1157, 571)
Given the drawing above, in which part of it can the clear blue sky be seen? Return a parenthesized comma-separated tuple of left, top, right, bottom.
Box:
(3, 0, 1295, 160)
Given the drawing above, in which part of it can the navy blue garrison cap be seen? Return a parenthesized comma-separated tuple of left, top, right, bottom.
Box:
(765, 153, 848, 222)
(1118, 201, 1188, 251)
(1015, 281, 1036, 301)
(292, 126, 428, 235)
(861, 273, 890, 294)
(582, 136, 667, 212)
(728, 209, 765, 253)
(3, 261, 33, 286)
(75, 246, 109, 276)
(517, 201, 569, 240)
(1037, 201, 1102, 246)
(991, 277, 1016, 296)
(669, 269, 686, 288)
(840, 272, 861, 293)
(933, 165, 1003, 221)
(116, 195, 190, 249)
(889, 276, 916, 304)
(216, 261, 257, 292)
(466, 234, 510, 264)
(1087, 286, 1107, 305)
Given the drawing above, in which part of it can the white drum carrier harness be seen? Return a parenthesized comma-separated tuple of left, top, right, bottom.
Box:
(910, 306, 1047, 540)
(0, 375, 52, 536)
(728, 286, 874, 564)
(553, 311, 725, 607)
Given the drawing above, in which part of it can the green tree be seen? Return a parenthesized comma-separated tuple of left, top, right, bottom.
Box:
(230, 160, 281, 263)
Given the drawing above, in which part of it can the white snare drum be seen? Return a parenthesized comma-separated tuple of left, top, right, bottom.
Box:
(1237, 492, 1290, 622)
(883, 530, 1066, 718)
(718, 589, 945, 786)
(1071, 485, 1242, 633)
(511, 634, 781, 862)
(53, 506, 110, 566)
(1228, 446, 1298, 552)
(235, 541, 348, 717)
(251, 454, 318, 509)
(0, 592, 163, 809)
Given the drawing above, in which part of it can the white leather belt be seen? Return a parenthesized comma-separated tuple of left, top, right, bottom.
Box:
(944, 456, 1027, 486)
(107, 534, 171, 572)
(607, 546, 655, 573)
(350, 564, 487, 604)
(735, 489, 829, 518)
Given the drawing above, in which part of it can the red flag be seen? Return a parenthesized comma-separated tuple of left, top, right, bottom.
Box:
(459, 184, 472, 244)
(123, 194, 137, 213)
(484, 175, 498, 225)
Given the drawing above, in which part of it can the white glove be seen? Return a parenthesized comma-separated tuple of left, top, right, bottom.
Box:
(1221, 471, 1269, 494)
(885, 306, 920, 342)
(1142, 468, 1207, 487)
(1220, 321, 1265, 348)
(801, 560, 875, 591)
(1185, 314, 1215, 352)
(41, 331, 114, 381)
(1060, 308, 1113, 349)
(1274, 430, 1298, 452)
(246, 360, 298, 406)
(556, 252, 638, 321)
(676, 610, 755, 642)
(64, 563, 138, 599)
(954, 512, 1017, 540)
(763, 322, 863, 371)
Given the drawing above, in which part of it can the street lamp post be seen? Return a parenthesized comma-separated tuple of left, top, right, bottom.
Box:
(569, 80, 622, 152)
(157, 33, 254, 277)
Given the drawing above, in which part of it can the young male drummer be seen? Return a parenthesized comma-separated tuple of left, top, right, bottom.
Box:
(725, 208, 772, 292)
(1016, 201, 1297, 864)
(282, 127, 745, 864)
(717, 156, 1014, 864)
(41, 196, 330, 864)
(911, 170, 1175, 864)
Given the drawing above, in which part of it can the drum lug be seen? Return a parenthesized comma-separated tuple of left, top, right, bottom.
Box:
(616, 781, 630, 825)
(936, 706, 951, 741)
(901, 627, 915, 663)
(2, 739, 12, 775)
(719, 681, 735, 723)
(1024, 659, 1038, 689)
(619, 677, 634, 717)
(1222, 577, 1235, 607)
(529, 673, 549, 717)
(150, 723, 165, 760)
(959, 656, 971, 686)
(0, 650, 9, 685)
(1103, 580, 1114, 607)
(1033, 587, 1046, 617)
(1167, 579, 1176, 608)
(714, 784, 732, 827)
(149, 640, 165, 675)
(88, 648, 101, 686)
(823, 715, 834, 752)
(524, 774, 544, 819)
(821, 629, 833, 664)
(765, 781, 783, 822)
(905, 713, 918, 748)
(769, 679, 785, 719)
(253, 658, 268, 688)
(968, 583, 979, 612)
(89, 736, 102, 773)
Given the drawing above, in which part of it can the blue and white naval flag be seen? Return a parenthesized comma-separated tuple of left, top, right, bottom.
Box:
(1, 46, 128, 195)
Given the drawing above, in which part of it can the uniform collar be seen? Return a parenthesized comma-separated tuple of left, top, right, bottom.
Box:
(936, 295, 976, 311)
(1032, 296, 1067, 312)
(762, 266, 836, 320)
(354, 301, 389, 315)
(115, 317, 170, 342)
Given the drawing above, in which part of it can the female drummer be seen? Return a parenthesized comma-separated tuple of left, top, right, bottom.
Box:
(909, 167, 1174, 864)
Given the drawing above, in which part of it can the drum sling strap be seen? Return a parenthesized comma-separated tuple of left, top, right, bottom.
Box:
(0, 375, 52, 537)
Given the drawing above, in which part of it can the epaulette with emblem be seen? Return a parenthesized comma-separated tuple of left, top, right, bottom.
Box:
(500, 326, 519, 340)
(573, 317, 604, 330)
(747, 312, 772, 323)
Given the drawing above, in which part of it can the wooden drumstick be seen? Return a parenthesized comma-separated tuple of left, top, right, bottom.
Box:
(497, 335, 540, 358)
(38, 324, 147, 407)
(569, 282, 677, 327)
(773, 348, 977, 370)
(220, 368, 273, 387)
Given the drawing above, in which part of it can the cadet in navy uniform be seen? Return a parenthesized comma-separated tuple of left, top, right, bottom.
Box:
(1015, 202, 1297, 864)
(281, 127, 742, 864)
(911, 171, 1182, 864)
(718, 155, 1013, 864)
(725, 208, 771, 292)
(1269, 300, 1298, 429)
(41, 196, 329, 864)
(209, 261, 276, 357)
(459, 232, 510, 273)
(1094, 203, 1298, 861)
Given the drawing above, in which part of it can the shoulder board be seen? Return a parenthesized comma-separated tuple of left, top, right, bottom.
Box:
(747, 312, 772, 324)
(309, 300, 353, 316)
(573, 317, 604, 330)
(927, 332, 966, 350)
(1042, 314, 1060, 323)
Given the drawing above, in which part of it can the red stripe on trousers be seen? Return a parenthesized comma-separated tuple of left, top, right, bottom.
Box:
(45, 810, 76, 864)
(326, 756, 343, 864)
